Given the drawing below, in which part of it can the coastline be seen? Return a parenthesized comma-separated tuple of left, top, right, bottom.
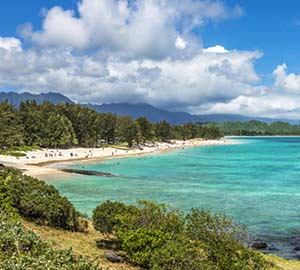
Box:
(0, 139, 237, 178)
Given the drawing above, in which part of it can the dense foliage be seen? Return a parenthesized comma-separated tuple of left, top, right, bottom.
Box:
(0, 168, 83, 231)
(93, 200, 273, 270)
(0, 168, 100, 269)
(0, 211, 101, 270)
(216, 120, 300, 136)
(92, 200, 128, 235)
(0, 100, 222, 149)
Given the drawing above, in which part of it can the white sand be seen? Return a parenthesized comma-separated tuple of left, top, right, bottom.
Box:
(0, 139, 236, 177)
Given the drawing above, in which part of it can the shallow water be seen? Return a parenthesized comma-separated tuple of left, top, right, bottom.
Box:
(45, 137, 300, 259)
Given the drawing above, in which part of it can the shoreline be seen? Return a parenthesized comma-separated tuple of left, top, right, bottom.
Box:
(0, 139, 238, 178)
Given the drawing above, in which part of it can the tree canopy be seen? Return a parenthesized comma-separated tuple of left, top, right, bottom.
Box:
(0, 100, 223, 149)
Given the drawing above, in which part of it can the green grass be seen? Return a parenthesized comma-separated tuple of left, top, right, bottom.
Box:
(264, 254, 300, 270)
(0, 150, 26, 157)
(0, 145, 41, 157)
(99, 143, 131, 150)
(9, 145, 42, 151)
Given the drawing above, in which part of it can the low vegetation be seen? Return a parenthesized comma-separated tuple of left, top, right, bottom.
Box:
(93, 200, 273, 270)
(0, 167, 84, 231)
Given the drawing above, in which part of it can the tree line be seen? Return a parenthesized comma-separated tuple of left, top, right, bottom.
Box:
(0, 100, 223, 149)
(215, 120, 300, 136)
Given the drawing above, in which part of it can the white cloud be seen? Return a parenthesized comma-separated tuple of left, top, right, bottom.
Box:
(203, 45, 229, 54)
(175, 36, 187, 50)
(0, 37, 262, 110)
(273, 63, 300, 93)
(3, 0, 300, 119)
(21, 0, 243, 59)
(0, 37, 22, 51)
(205, 94, 300, 119)
(201, 62, 300, 118)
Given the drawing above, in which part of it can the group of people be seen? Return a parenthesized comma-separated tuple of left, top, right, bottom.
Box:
(45, 151, 63, 158)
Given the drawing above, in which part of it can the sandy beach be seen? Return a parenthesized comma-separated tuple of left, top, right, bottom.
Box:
(0, 139, 236, 178)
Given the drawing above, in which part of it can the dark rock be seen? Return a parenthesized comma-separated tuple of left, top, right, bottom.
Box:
(251, 242, 268, 250)
(61, 168, 116, 177)
(0, 163, 5, 169)
(294, 254, 300, 260)
(105, 250, 126, 263)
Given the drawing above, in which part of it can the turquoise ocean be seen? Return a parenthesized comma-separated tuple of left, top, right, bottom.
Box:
(45, 137, 300, 259)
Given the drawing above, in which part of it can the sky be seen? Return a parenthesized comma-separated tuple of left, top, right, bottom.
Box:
(1, 0, 300, 118)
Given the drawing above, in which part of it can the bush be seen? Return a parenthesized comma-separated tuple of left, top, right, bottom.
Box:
(116, 200, 184, 235)
(0, 174, 17, 215)
(92, 200, 128, 234)
(150, 237, 216, 270)
(93, 200, 272, 270)
(0, 168, 81, 231)
(0, 211, 102, 270)
(185, 209, 271, 270)
(119, 228, 171, 267)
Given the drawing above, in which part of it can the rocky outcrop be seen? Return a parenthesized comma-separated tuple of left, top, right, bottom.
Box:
(105, 250, 126, 263)
(61, 168, 116, 177)
(251, 241, 268, 250)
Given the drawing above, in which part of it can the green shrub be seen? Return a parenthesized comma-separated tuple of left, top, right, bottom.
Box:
(185, 209, 271, 270)
(116, 200, 184, 235)
(119, 228, 171, 267)
(0, 175, 15, 213)
(150, 237, 216, 270)
(0, 168, 81, 231)
(92, 200, 128, 234)
(93, 200, 272, 270)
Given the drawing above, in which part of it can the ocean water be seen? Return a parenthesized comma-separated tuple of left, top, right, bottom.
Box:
(45, 137, 300, 259)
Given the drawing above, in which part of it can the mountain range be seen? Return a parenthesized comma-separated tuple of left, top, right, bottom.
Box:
(0, 92, 74, 107)
(1, 91, 299, 124)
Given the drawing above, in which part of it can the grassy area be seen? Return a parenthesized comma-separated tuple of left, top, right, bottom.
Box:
(0, 145, 42, 157)
(10, 145, 42, 151)
(0, 150, 26, 157)
(264, 254, 300, 270)
(22, 219, 140, 270)
(100, 143, 131, 150)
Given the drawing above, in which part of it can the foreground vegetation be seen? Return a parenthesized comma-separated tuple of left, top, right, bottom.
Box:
(0, 100, 222, 150)
(1, 167, 299, 269)
(0, 212, 103, 270)
(92, 201, 272, 270)
(21, 218, 300, 270)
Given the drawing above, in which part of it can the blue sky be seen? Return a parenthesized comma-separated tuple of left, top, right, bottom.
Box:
(0, 0, 300, 118)
(202, 0, 300, 82)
